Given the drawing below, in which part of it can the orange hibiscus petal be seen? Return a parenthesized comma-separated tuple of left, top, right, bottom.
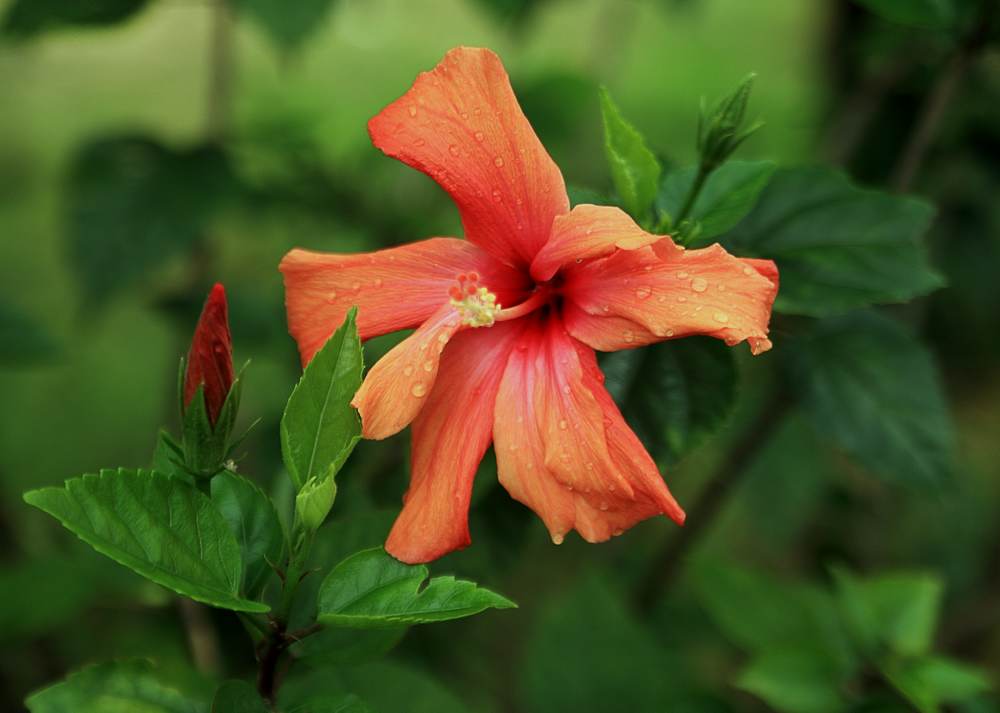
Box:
(280, 238, 527, 366)
(530, 204, 665, 282)
(368, 46, 569, 268)
(563, 243, 778, 354)
(351, 304, 465, 440)
(385, 320, 527, 563)
(493, 317, 683, 545)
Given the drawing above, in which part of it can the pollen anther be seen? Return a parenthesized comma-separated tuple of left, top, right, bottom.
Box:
(449, 272, 501, 328)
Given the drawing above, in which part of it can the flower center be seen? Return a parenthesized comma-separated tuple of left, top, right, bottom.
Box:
(449, 272, 502, 327)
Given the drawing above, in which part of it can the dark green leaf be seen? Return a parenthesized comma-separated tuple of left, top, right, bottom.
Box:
(520, 575, 687, 713)
(231, 0, 337, 53)
(0, 303, 59, 365)
(657, 160, 776, 238)
(291, 626, 406, 667)
(211, 681, 267, 713)
(884, 656, 992, 713)
(599, 87, 660, 223)
(24, 469, 268, 612)
(281, 308, 363, 490)
(1, 0, 149, 38)
(65, 137, 233, 305)
(831, 566, 943, 657)
(737, 650, 847, 713)
(25, 660, 205, 713)
(852, 0, 956, 28)
(723, 166, 943, 316)
(317, 547, 515, 627)
(281, 663, 457, 713)
(601, 337, 737, 464)
(787, 312, 954, 486)
(211, 471, 285, 597)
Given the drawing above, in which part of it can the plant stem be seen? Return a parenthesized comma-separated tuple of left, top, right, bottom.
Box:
(890, 0, 996, 192)
(673, 163, 710, 228)
(635, 387, 792, 612)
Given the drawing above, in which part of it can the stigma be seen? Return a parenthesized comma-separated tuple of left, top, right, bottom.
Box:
(449, 272, 501, 328)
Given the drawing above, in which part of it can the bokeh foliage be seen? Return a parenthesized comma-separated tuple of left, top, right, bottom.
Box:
(2, 0, 999, 711)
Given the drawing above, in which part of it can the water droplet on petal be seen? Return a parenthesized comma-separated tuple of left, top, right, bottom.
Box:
(411, 383, 427, 397)
(666, 329, 675, 337)
(623, 330, 635, 343)
(713, 311, 729, 323)
(552, 533, 564, 545)
(374, 278, 383, 288)
(423, 360, 433, 372)
(494, 156, 504, 167)
(599, 501, 609, 511)
(492, 189, 502, 202)
(612, 528, 624, 536)
(562, 385, 571, 394)
(635, 286, 652, 300)
(448, 144, 460, 156)
(558, 420, 568, 430)
(691, 277, 708, 292)
(474, 131, 485, 142)
(677, 271, 689, 279)
(326, 292, 337, 304)
(743, 266, 754, 276)
(351, 281, 361, 291)
(403, 365, 414, 376)
(407, 105, 417, 117)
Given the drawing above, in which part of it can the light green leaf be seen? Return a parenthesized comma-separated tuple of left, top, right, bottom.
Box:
(658, 160, 775, 238)
(281, 308, 363, 491)
(211, 681, 267, 713)
(831, 566, 943, 657)
(599, 87, 661, 223)
(317, 547, 515, 627)
(231, 0, 337, 53)
(25, 660, 205, 713)
(211, 471, 285, 597)
(852, 0, 956, 28)
(24, 469, 268, 613)
(884, 656, 992, 713)
(737, 650, 847, 713)
(723, 166, 943, 316)
(600, 337, 736, 464)
(787, 311, 954, 486)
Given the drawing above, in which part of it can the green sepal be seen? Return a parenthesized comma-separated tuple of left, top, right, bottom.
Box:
(697, 73, 761, 170)
(180, 363, 246, 480)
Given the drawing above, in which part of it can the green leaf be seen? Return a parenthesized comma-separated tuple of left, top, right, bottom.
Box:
(737, 650, 847, 713)
(723, 166, 943, 316)
(231, 0, 337, 53)
(786, 311, 954, 486)
(65, 136, 233, 306)
(151, 430, 191, 484)
(520, 575, 689, 712)
(281, 308, 363, 490)
(831, 566, 943, 657)
(657, 160, 776, 239)
(692, 560, 854, 673)
(211, 471, 285, 597)
(24, 469, 268, 612)
(599, 87, 661, 223)
(281, 663, 457, 713)
(317, 547, 515, 627)
(25, 660, 205, 713)
(211, 681, 267, 713)
(0, 302, 59, 365)
(884, 656, 992, 713)
(1, 0, 150, 38)
(291, 626, 406, 668)
(601, 337, 737, 464)
(851, 0, 956, 28)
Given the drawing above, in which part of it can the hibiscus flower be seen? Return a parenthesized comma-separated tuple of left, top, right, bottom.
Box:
(281, 47, 778, 563)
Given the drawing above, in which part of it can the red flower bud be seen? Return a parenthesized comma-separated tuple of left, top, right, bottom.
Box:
(183, 283, 234, 426)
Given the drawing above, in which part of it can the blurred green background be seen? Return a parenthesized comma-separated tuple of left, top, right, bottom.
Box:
(1, 0, 998, 711)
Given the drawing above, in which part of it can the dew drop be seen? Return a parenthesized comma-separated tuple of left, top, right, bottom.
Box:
(623, 330, 635, 343)
(374, 278, 383, 288)
(413, 138, 426, 147)
(558, 419, 568, 430)
(474, 131, 485, 142)
(599, 502, 609, 511)
(612, 528, 624, 536)
(411, 383, 427, 398)
(691, 277, 708, 292)
(635, 286, 652, 300)
(326, 292, 337, 304)
(666, 329, 675, 337)
(403, 365, 414, 377)
(713, 311, 730, 323)
(677, 296, 687, 303)
(448, 144, 460, 156)
(491, 189, 502, 202)
(407, 105, 417, 117)
(351, 281, 362, 291)
(552, 533, 564, 545)
(743, 266, 754, 276)
(437, 333, 449, 343)
(644, 265, 653, 271)
(677, 271, 689, 279)
(423, 360, 433, 372)
(562, 385, 571, 394)
(493, 156, 504, 167)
